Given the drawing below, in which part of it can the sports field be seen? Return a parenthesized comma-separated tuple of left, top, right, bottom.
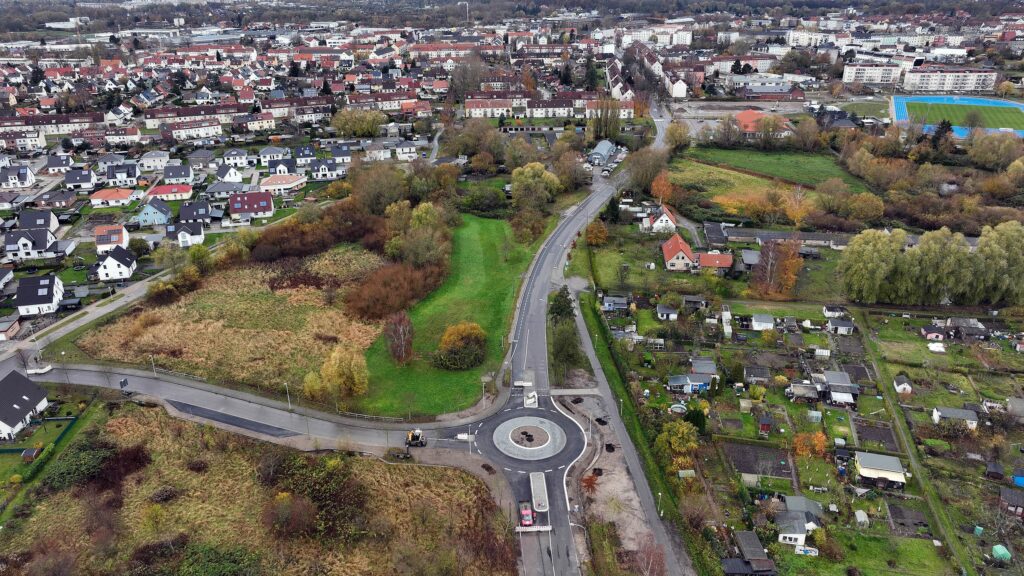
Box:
(905, 102, 1024, 130)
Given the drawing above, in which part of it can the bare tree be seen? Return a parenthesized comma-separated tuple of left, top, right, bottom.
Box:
(634, 532, 667, 576)
(384, 311, 414, 364)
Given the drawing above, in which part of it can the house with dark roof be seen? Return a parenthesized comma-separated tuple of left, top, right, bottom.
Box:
(178, 200, 213, 226)
(165, 221, 205, 247)
(15, 274, 63, 316)
(137, 197, 173, 226)
(931, 406, 979, 431)
(722, 531, 777, 576)
(90, 245, 136, 281)
(0, 370, 49, 441)
(5, 228, 58, 262)
(1000, 487, 1024, 519)
(228, 191, 274, 223)
(18, 209, 57, 233)
(163, 164, 194, 185)
(105, 163, 138, 187)
(64, 168, 98, 191)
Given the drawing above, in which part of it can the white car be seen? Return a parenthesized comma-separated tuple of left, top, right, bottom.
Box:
(601, 170, 610, 177)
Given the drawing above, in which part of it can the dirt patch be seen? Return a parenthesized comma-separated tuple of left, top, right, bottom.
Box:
(834, 336, 865, 357)
(890, 504, 931, 537)
(723, 442, 792, 478)
(721, 418, 743, 431)
(557, 368, 598, 389)
(854, 418, 900, 452)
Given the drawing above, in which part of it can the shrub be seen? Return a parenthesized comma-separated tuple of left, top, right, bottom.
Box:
(281, 455, 368, 541)
(177, 544, 262, 576)
(145, 281, 179, 305)
(131, 532, 190, 565)
(43, 431, 116, 491)
(254, 449, 290, 487)
(149, 485, 181, 504)
(261, 491, 318, 537)
(9, 474, 22, 485)
(432, 321, 487, 370)
(344, 264, 446, 320)
(185, 459, 209, 473)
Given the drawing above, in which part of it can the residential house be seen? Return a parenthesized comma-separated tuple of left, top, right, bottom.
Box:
(363, 142, 391, 162)
(260, 174, 307, 195)
(64, 168, 98, 191)
(216, 165, 243, 183)
(293, 145, 316, 166)
(228, 191, 275, 223)
(105, 163, 138, 187)
(661, 233, 696, 271)
(268, 158, 298, 175)
(751, 314, 775, 332)
(258, 146, 288, 166)
(4, 228, 58, 262)
(163, 165, 194, 185)
(34, 189, 75, 209)
(45, 154, 74, 174)
(738, 249, 760, 273)
(0, 371, 49, 441)
(137, 198, 173, 226)
(641, 206, 678, 234)
(18, 209, 58, 233)
(15, 274, 63, 316)
(697, 252, 733, 275)
(222, 148, 251, 168)
(94, 224, 128, 254)
(931, 406, 979, 430)
(309, 158, 343, 180)
(165, 221, 205, 247)
(744, 366, 771, 386)
(826, 318, 855, 336)
(96, 153, 125, 172)
(90, 187, 139, 207)
(90, 245, 136, 281)
(187, 149, 217, 169)
(666, 373, 715, 394)
(921, 325, 945, 341)
(148, 184, 193, 202)
(178, 201, 213, 226)
(854, 451, 906, 490)
(139, 150, 171, 172)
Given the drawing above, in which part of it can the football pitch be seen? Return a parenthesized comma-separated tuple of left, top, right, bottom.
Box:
(905, 102, 1024, 130)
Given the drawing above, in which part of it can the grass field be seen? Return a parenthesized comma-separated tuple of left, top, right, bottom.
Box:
(685, 148, 868, 193)
(0, 404, 512, 575)
(357, 215, 532, 417)
(776, 530, 954, 576)
(77, 246, 384, 395)
(905, 102, 1024, 130)
(841, 100, 890, 118)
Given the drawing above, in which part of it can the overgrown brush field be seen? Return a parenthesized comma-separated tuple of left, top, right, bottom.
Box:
(0, 405, 515, 575)
(78, 245, 384, 391)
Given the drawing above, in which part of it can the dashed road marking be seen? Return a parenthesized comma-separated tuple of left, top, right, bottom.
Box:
(503, 467, 512, 471)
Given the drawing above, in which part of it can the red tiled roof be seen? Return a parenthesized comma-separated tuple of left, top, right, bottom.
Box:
(698, 252, 734, 268)
(661, 233, 694, 263)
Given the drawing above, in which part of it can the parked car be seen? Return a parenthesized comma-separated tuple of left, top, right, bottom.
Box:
(519, 501, 534, 527)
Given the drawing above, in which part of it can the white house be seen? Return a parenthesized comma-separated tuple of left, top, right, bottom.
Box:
(931, 406, 979, 430)
(0, 371, 49, 441)
(893, 374, 913, 395)
(216, 165, 244, 183)
(15, 274, 63, 316)
(641, 206, 678, 234)
(751, 314, 775, 332)
(661, 233, 696, 271)
(139, 150, 171, 172)
(91, 245, 136, 281)
(165, 222, 205, 247)
(222, 148, 251, 168)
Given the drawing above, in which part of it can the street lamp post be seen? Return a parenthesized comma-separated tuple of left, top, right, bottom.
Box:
(657, 491, 663, 518)
(150, 354, 157, 377)
(283, 382, 292, 411)
(456, 1, 469, 24)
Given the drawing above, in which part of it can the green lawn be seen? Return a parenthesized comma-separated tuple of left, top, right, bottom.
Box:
(777, 530, 954, 576)
(686, 148, 869, 193)
(841, 100, 890, 118)
(728, 300, 826, 322)
(356, 216, 532, 417)
(905, 101, 1024, 130)
(56, 242, 98, 285)
(795, 249, 844, 303)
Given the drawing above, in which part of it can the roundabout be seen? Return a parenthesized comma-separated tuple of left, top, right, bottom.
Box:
(491, 415, 567, 461)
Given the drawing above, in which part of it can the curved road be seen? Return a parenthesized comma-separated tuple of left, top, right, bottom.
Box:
(10, 102, 692, 576)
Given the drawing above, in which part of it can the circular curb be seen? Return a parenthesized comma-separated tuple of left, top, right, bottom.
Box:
(492, 416, 567, 461)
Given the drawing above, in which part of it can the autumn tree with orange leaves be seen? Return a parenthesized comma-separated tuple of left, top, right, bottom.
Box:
(793, 431, 828, 457)
(651, 170, 674, 205)
(751, 238, 802, 298)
